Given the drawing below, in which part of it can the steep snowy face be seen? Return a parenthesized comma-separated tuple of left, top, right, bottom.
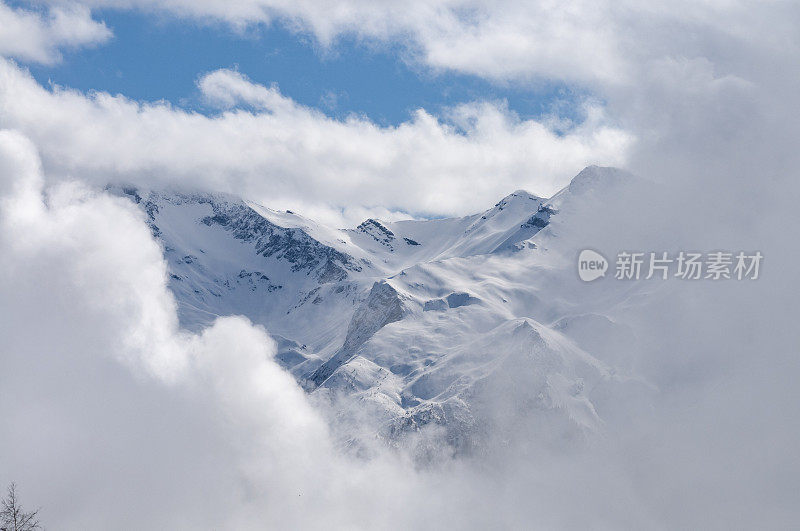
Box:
(309, 280, 405, 388)
(108, 187, 381, 365)
(114, 166, 648, 454)
(344, 190, 551, 271)
(543, 165, 637, 218)
(200, 200, 362, 283)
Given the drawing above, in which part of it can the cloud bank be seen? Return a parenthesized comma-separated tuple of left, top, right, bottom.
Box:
(0, 129, 666, 530)
(0, 1, 798, 528)
(27, 0, 800, 87)
(1, 113, 797, 527)
(0, 59, 631, 224)
(2, 1, 797, 224)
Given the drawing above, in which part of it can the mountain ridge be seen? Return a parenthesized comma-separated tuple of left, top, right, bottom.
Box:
(109, 166, 650, 454)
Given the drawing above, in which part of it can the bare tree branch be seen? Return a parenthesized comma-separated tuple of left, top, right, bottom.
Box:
(0, 483, 41, 531)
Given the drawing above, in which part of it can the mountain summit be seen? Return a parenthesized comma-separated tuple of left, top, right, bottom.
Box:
(113, 166, 647, 453)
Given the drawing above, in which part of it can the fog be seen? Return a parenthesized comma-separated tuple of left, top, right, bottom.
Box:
(1, 0, 799, 528)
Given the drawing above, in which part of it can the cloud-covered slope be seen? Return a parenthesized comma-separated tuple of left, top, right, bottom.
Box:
(114, 166, 648, 454)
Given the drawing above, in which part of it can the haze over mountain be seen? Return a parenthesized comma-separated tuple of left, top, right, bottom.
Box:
(111, 165, 652, 454)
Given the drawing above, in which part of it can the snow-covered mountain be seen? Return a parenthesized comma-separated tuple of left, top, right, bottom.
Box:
(112, 166, 651, 454)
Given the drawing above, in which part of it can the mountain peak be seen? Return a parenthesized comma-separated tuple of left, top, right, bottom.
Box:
(499, 189, 542, 203)
(485, 189, 543, 217)
(566, 165, 630, 195)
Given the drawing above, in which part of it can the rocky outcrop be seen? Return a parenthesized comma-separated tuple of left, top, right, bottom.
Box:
(309, 281, 404, 387)
(356, 219, 396, 247)
(200, 199, 362, 283)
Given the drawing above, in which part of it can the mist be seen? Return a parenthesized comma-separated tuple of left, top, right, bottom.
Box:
(1, 1, 799, 529)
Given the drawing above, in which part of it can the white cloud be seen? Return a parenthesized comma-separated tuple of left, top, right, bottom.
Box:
(0, 2, 798, 526)
(28, 0, 799, 88)
(0, 129, 340, 527)
(0, 129, 659, 529)
(0, 2, 111, 64)
(2, 1, 793, 224)
(0, 60, 631, 224)
(2, 122, 797, 528)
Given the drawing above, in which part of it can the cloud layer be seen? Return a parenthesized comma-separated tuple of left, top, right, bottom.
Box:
(25, 0, 800, 87)
(1, 115, 797, 527)
(0, 1, 799, 528)
(0, 130, 371, 528)
(0, 60, 631, 224)
(0, 129, 659, 529)
(2, 1, 797, 224)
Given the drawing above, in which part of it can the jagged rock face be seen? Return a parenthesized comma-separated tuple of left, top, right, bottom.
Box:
(117, 186, 163, 237)
(309, 280, 404, 387)
(201, 200, 361, 283)
(114, 186, 363, 285)
(343, 281, 405, 351)
(107, 187, 375, 355)
(357, 219, 396, 248)
(111, 167, 650, 454)
(523, 203, 557, 229)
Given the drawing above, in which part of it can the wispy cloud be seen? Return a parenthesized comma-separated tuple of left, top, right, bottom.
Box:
(29, 0, 798, 87)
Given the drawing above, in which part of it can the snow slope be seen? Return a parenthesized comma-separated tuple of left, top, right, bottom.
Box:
(112, 166, 651, 453)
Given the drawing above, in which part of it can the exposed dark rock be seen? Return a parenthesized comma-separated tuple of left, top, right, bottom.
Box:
(200, 200, 361, 283)
(446, 292, 480, 308)
(423, 298, 448, 311)
(357, 219, 395, 247)
(309, 281, 404, 387)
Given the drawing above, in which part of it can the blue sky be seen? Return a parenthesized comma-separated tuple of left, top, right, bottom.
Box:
(23, 9, 584, 126)
(0, 0, 636, 220)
